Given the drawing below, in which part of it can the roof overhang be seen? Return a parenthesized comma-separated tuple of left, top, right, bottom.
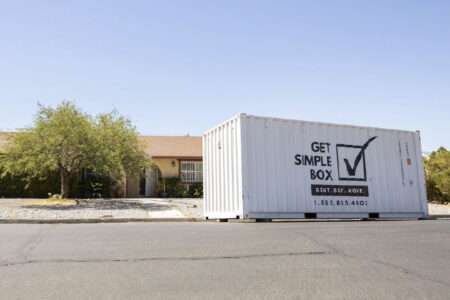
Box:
(151, 156, 203, 160)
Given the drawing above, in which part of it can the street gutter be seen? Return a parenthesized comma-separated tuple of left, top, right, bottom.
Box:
(0, 216, 448, 224)
(0, 218, 206, 224)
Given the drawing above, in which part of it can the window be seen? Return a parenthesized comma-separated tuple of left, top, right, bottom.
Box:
(180, 161, 203, 182)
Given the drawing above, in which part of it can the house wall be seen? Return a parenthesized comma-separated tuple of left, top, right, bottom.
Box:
(153, 158, 179, 178)
(124, 157, 202, 198)
(124, 158, 179, 198)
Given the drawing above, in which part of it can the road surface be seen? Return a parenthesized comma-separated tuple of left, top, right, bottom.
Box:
(1, 220, 449, 299)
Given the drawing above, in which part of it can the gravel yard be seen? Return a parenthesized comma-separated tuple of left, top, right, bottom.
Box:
(428, 203, 450, 215)
(0, 198, 148, 219)
(0, 198, 448, 220)
(0, 198, 194, 220)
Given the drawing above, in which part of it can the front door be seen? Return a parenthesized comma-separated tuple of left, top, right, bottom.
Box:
(139, 166, 159, 197)
(147, 165, 159, 197)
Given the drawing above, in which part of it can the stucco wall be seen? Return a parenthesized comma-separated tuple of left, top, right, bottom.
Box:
(124, 158, 204, 197)
(125, 159, 178, 197)
(153, 158, 179, 178)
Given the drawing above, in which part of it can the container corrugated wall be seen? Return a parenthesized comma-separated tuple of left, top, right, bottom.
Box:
(203, 115, 244, 219)
(204, 114, 428, 219)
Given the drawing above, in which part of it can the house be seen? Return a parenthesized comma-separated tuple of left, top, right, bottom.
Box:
(0, 133, 203, 198)
(125, 136, 203, 197)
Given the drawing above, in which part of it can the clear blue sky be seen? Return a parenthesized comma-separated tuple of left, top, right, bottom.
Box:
(0, 0, 449, 151)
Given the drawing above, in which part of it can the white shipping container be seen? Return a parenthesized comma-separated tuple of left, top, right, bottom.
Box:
(203, 114, 428, 219)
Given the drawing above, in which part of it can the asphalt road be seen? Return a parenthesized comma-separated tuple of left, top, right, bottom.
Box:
(1, 220, 449, 299)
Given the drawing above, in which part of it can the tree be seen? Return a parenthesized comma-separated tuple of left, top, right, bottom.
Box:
(1, 101, 151, 198)
(423, 146, 450, 203)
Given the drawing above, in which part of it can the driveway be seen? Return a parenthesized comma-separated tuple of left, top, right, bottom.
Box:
(139, 198, 200, 218)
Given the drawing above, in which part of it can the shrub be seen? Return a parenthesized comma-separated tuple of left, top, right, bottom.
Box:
(0, 166, 60, 198)
(186, 183, 203, 198)
(156, 177, 203, 198)
(158, 177, 186, 197)
(425, 177, 448, 203)
(0, 165, 116, 199)
(75, 173, 115, 198)
(423, 147, 450, 204)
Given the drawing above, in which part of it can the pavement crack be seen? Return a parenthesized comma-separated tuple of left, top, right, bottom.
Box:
(20, 225, 55, 262)
(0, 250, 333, 267)
(301, 232, 450, 289)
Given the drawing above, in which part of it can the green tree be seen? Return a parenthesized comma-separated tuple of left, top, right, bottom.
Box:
(1, 101, 151, 198)
(423, 146, 450, 203)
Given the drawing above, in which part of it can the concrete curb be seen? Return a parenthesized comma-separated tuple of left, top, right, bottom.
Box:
(428, 215, 450, 219)
(1, 216, 449, 224)
(0, 218, 206, 224)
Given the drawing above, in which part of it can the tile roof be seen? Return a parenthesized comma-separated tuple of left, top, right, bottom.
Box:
(0, 133, 202, 158)
(139, 136, 202, 158)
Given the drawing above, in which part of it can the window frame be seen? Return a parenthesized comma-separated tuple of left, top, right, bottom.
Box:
(179, 160, 203, 183)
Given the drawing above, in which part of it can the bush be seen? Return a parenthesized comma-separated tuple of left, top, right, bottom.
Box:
(158, 177, 186, 198)
(425, 177, 448, 203)
(0, 166, 60, 198)
(0, 166, 116, 199)
(186, 183, 203, 198)
(156, 177, 203, 198)
(74, 173, 115, 199)
(423, 147, 450, 204)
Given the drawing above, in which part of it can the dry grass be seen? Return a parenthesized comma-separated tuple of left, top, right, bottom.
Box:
(23, 199, 77, 206)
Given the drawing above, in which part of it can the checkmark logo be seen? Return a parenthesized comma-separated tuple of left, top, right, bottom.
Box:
(343, 137, 377, 176)
(336, 136, 378, 181)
